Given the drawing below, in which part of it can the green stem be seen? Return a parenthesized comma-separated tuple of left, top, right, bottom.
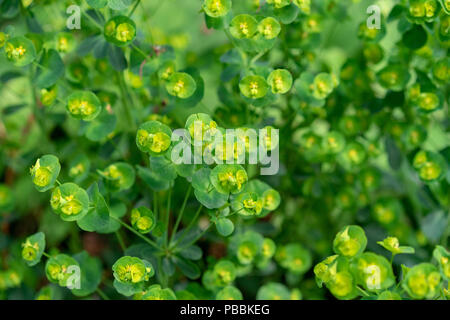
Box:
(164, 188, 172, 248)
(250, 50, 267, 66)
(356, 286, 370, 298)
(95, 288, 110, 300)
(128, 0, 140, 17)
(115, 231, 126, 252)
(116, 72, 135, 131)
(179, 224, 211, 250)
(42, 252, 51, 259)
(111, 216, 159, 250)
(170, 185, 192, 244)
(171, 205, 203, 249)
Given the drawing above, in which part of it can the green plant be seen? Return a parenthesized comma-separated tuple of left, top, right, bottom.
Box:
(0, 0, 448, 300)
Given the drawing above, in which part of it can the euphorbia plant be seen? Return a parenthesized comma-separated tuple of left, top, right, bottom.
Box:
(0, 0, 448, 301)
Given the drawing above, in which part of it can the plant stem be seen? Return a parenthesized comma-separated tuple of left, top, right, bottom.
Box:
(128, 0, 140, 17)
(179, 224, 211, 250)
(171, 205, 203, 248)
(42, 252, 51, 259)
(116, 72, 135, 131)
(115, 231, 126, 252)
(170, 185, 192, 244)
(111, 216, 159, 250)
(356, 286, 370, 297)
(164, 188, 172, 248)
(95, 288, 110, 300)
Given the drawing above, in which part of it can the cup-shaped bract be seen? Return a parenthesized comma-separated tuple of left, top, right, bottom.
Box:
(210, 164, 248, 195)
(232, 192, 263, 216)
(229, 14, 258, 39)
(216, 286, 243, 300)
(113, 256, 154, 284)
(261, 238, 276, 259)
(237, 240, 259, 264)
(266, 0, 291, 9)
(21, 232, 46, 266)
(185, 113, 219, 146)
(293, 0, 311, 14)
(402, 263, 441, 299)
(157, 60, 176, 81)
(50, 183, 89, 221)
(99, 162, 136, 192)
(371, 197, 403, 226)
(55, 32, 75, 53)
(338, 142, 367, 168)
(412, 150, 447, 182)
(130, 207, 155, 234)
(257, 17, 281, 40)
(377, 236, 415, 255)
(433, 246, 450, 281)
(262, 189, 281, 211)
(4, 36, 36, 67)
(30, 155, 61, 192)
(165, 72, 197, 99)
(104, 16, 136, 47)
(377, 65, 410, 91)
(45, 254, 80, 287)
(322, 131, 346, 154)
(408, 0, 440, 23)
(276, 243, 312, 274)
(203, 0, 232, 18)
(141, 284, 177, 300)
(239, 75, 269, 99)
(415, 92, 443, 112)
(267, 69, 293, 94)
(312, 73, 334, 99)
(136, 121, 172, 156)
(333, 225, 367, 258)
(66, 91, 102, 121)
(40, 86, 58, 107)
(432, 57, 449, 84)
(352, 252, 395, 292)
(213, 260, 236, 287)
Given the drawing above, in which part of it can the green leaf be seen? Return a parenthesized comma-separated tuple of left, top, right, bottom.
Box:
(87, 0, 108, 8)
(84, 110, 117, 142)
(71, 251, 102, 297)
(421, 210, 447, 244)
(35, 49, 64, 88)
(108, 0, 133, 11)
(402, 25, 427, 50)
(194, 188, 228, 209)
(173, 256, 201, 279)
(385, 136, 402, 170)
(216, 218, 234, 236)
(179, 245, 203, 261)
(77, 183, 110, 232)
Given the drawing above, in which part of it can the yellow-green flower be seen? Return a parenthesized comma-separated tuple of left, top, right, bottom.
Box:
(333, 226, 367, 258)
(239, 75, 269, 99)
(377, 236, 415, 256)
(130, 207, 155, 234)
(66, 91, 102, 121)
(166, 72, 197, 98)
(136, 120, 172, 155)
(293, 0, 311, 14)
(229, 14, 258, 39)
(257, 17, 281, 40)
(30, 155, 61, 192)
(50, 183, 89, 221)
(403, 263, 441, 299)
(211, 164, 248, 194)
(266, 0, 291, 9)
(267, 69, 293, 94)
(4, 36, 36, 67)
(203, 0, 232, 18)
(104, 16, 136, 46)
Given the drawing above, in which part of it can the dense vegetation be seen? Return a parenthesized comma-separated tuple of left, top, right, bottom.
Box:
(0, 0, 449, 300)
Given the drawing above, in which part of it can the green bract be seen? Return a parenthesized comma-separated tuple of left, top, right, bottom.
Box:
(372, 197, 403, 226)
(21, 232, 45, 266)
(202, 0, 232, 18)
(104, 16, 137, 46)
(276, 243, 312, 274)
(213, 260, 236, 286)
(98, 162, 136, 192)
(333, 225, 367, 258)
(403, 263, 441, 299)
(216, 286, 243, 300)
(257, 17, 281, 40)
(352, 252, 395, 292)
(262, 189, 281, 211)
(377, 237, 415, 256)
(130, 207, 155, 234)
(408, 0, 440, 23)
(322, 131, 346, 154)
(45, 254, 79, 287)
(433, 246, 450, 281)
(412, 150, 447, 182)
(30, 155, 61, 192)
(312, 73, 334, 99)
(66, 91, 102, 121)
(141, 284, 177, 300)
(50, 183, 89, 221)
(136, 121, 172, 155)
(293, 0, 311, 14)
(112, 256, 154, 284)
(267, 69, 293, 94)
(4, 36, 36, 66)
(210, 164, 248, 194)
(266, 0, 291, 9)
(239, 75, 269, 99)
(165, 72, 197, 98)
(229, 14, 258, 39)
(157, 61, 176, 80)
(377, 65, 410, 91)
